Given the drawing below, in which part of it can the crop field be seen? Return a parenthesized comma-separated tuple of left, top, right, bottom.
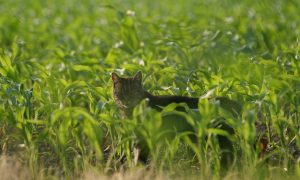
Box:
(0, 0, 300, 179)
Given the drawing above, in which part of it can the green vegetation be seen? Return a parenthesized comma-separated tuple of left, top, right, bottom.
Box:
(0, 0, 299, 179)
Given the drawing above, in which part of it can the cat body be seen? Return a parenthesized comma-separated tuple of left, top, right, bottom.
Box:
(112, 71, 241, 164)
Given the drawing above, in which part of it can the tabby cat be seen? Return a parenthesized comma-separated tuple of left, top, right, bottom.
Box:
(112, 71, 241, 164)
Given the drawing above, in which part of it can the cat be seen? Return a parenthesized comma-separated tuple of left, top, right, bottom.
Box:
(112, 71, 242, 165)
(112, 71, 242, 118)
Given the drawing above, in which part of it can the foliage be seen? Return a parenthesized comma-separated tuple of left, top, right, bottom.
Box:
(0, 0, 299, 179)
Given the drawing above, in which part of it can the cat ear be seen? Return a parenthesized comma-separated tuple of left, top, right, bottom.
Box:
(111, 72, 120, 83)
(134, 71, 142, 81)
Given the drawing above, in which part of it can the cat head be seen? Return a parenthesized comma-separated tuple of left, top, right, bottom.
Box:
(112, 71, 145, 112)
